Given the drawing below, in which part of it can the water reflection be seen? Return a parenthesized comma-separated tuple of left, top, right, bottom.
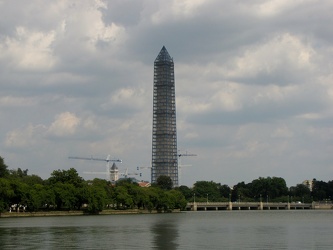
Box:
(1, 211, 333, 249)
(151, 217, 179, 249)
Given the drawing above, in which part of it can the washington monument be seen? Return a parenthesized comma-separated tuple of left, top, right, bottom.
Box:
(151, 46, 178, 186)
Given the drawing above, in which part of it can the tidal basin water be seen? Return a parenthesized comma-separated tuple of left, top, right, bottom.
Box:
(1, 210, 332, 249)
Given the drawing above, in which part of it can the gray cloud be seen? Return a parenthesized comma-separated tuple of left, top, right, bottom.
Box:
(1, 0, 333, 186)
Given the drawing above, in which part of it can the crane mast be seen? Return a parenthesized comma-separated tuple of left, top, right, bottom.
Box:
(178, 151, 197, 186)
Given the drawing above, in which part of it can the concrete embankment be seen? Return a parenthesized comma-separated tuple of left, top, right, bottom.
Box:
(0, 209, 181, 218)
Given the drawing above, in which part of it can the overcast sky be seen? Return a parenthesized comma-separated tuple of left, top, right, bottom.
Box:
(1, 0, 332, 187)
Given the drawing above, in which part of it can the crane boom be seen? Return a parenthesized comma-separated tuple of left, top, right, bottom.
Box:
(68, 155, 122, 162)
(178, 153, 197, 157)
(68, 154, 122, 181)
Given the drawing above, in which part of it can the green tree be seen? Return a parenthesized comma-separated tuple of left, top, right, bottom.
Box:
(155, 188, 172, 211)
(0, 178, 14, 213)
(22, 174, 44, 186)
(114, 186, 133, 209)
(135, 187, 150, 209)
(193, 181, 221, 202)
(27, 184, 46, 211)
(90, 178, 115, 207)
(156, 175, 173, 190)
(86, 185, 107, 214)
(145, 187, 160, 211)
(219, 185, 231, 200)
(0, 156, 9, 178)
(48, 168, 84, 187)
(9, 168, 28, 178)
(232, 181, 252, 201)
(176, 185, 193, 201)
(249, 177, 288, 201)
(290, 184, 311, 198)
(312, 179, 328, 201)
(10, 179, 30, 206)
(53, 182, 78, 210)
(168, 189, 187, 210)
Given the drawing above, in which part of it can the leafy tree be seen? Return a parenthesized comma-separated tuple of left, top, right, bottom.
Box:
(27, 184, 45, 211)
(0, 156, 9, 178)
(219, 185, 232, 200)
(291, 184, 311, 197)
(193, 181, 221, 202)
(312, 179, 328, 201)
(88, 178, 115, 207)
(9, 168, 28, 178)
(86, 185, 107, 214)
(176, 185, 193, 201)
(114, 186, 133, 209)
(9, 179, 30, 206)
(156, 175, 173, 190)
(48, 168, 84, 187)
(0, 178, 14, 212)
(22, 174, 44, 186)
(145, 187, 160, 211)
(135, 187, 150, 209)
(168, 190, 187, 210)
(249, 177, 288, 201)
(232, 182, 252, 201)
(53, 182, 78, 210)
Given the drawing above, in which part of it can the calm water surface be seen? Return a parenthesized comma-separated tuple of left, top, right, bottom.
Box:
(0, 210, 332, 249)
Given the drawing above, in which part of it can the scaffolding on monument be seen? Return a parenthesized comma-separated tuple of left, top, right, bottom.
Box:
(151, 46, 179, 187)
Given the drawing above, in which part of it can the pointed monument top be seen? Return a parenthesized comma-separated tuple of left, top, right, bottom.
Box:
(155, 46, 173, 63)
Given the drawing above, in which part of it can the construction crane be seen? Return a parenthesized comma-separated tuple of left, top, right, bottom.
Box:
(137, 162, 152, 171)
(68, 154, 122, 181)
(178, 150, 197, 186)
(120, 168, 142, 179)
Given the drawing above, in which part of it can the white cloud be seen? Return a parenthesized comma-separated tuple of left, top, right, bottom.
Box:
(0, 26, 56, 70)
(5, 124, 46, 148)
(54, 1, 127, 55)
(225, 33, 316, 83)
(0, 96, 37, 107)
(271, 125, 294, 138)
(255, 0, 314, 17)
(101, 87, 147, 113)
(47, 112, 80, 137)
(151, 0, 208, 24)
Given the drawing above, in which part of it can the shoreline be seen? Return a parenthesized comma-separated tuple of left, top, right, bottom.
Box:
(0, 209, 181, 218)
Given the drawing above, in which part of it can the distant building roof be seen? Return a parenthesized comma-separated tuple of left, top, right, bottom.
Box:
(111, 163, 118, 170)
(138, 181, 151, 188)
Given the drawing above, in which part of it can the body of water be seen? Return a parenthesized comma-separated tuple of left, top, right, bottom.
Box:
(0, 210, 332, 249)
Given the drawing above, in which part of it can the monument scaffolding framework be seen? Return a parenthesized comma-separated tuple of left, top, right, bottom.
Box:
(151, 46, 178, 186)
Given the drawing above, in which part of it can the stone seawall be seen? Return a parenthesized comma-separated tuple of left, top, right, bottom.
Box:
(0, 209, 181, 218)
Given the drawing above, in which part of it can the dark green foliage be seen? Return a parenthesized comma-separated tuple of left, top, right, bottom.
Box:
(193, 181, 221, 202)
(0, 178, 14, 213)
(48, 168, 84, 187)
(248, 177, 289, 201)
(311, 179, 332, 201)
(219, 185, 232, 199)
(1, 155, 333, 214)
(156, 175, 173, 190)
(0, 157, 9, 178)
(176, 185, 193, 200)
(9, 168, 28, 178)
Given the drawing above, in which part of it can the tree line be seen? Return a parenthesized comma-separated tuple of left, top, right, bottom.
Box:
(176, 177, 333, 204)
(1, 156, 332, 214)
(0, 157, 187, 214)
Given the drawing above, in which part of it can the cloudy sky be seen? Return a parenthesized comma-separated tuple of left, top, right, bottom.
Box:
(1, 0, 332, 187)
